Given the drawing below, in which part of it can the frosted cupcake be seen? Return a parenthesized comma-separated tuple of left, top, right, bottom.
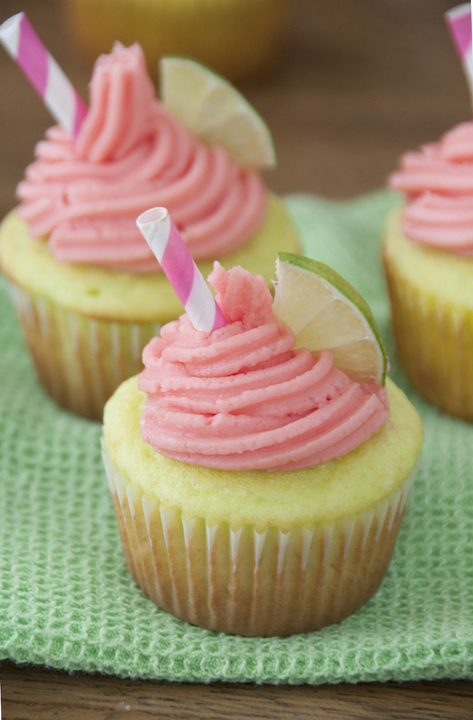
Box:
(385, 122, 473, 420)
(103, 256, 423, 636)
(0, 45, 299, 420)
(62, 0, 289, 81)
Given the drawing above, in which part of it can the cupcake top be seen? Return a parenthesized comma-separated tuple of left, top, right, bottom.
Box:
(389, 122, 473, 254)
(16, 44, 267, 272)
(138, 263, 389, 472)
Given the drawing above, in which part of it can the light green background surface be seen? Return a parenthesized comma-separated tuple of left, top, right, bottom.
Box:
(1, 191, 472, 684)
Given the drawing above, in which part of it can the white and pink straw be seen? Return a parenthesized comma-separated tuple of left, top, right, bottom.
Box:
(137, 208, 227, 334)
(0, 12, 87, 138)
(445, 3, 473, 97)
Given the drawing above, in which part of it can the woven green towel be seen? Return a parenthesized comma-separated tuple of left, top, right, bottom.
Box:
(1, 190, 473, 684)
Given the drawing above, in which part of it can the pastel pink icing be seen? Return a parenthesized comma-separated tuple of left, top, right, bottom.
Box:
(16, 44, 267, 272)
(138, 264, 389, 472)
(389, 121, 473, 254)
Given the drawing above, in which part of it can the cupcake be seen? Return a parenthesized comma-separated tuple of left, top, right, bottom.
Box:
(385, 121, 473, 420)
(62, 0, 289, 82)
(0, 44, 299, 420)
(102, 256, 423, 636)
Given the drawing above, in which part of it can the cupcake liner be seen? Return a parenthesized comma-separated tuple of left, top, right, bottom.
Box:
(62, 0, 288, 81)
(9, 282, 161, 421)
(102, 445, 417, 637)
(383, 256, 473, 421)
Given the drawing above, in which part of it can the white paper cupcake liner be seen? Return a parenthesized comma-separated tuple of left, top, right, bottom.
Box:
(102, 444, 417, 636)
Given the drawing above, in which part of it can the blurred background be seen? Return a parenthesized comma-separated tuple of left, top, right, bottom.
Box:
(0, 0, 470, 222)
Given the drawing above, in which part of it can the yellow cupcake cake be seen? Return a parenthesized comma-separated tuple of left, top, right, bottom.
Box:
(62, 0, 289, 81)
(0, 48, 299, 420)
(385, 121, 473, 420)
(102, 255, 423, 636)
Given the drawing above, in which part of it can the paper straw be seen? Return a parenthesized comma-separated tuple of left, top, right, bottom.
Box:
(445, 3, 473, 97)
(0, 12, 88, 138)
(137, 208, 227, 333)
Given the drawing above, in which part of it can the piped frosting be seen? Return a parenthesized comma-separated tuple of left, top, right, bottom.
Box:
(389, 121, 473, 254)
(138, 264, 389, 472)
(16, 44, 267, 272)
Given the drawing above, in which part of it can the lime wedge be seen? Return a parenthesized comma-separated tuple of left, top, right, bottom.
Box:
(273, 253, 387, 385)
(160, 56, 276, 169)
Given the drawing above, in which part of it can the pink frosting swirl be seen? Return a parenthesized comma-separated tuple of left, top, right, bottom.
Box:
(138, 264, 389, 472)
(389, 121, 473, 254)
(16, 44, 267, 272)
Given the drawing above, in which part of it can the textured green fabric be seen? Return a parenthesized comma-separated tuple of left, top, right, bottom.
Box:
(1, 190, 473, 684)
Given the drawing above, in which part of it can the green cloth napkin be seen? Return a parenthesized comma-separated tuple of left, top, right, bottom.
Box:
(1, 190, 473, 685)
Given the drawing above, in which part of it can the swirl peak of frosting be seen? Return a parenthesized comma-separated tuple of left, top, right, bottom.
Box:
(389, 121, 473, 254)
(138, 264, 389, 472)
(77, 43, 156, 164)
(16, 44, 267, 272)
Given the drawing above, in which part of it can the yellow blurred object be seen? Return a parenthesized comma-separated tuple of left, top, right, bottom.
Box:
(62, 0, 289, 81)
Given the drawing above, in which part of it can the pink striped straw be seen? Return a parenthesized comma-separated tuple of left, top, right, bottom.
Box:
(136, 208, 227, 333)
(445, 3, 473, 97)
(0, 12, 88, 139)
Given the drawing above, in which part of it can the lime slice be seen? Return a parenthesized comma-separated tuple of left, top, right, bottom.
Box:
(160, 56, 276, 169)
(273, 253, 387, 385)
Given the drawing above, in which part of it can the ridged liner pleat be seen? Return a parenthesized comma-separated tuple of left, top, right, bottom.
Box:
(383, 256, 473, 421)
(9, 282, 161, 420)
(102, 445, 417, 637)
